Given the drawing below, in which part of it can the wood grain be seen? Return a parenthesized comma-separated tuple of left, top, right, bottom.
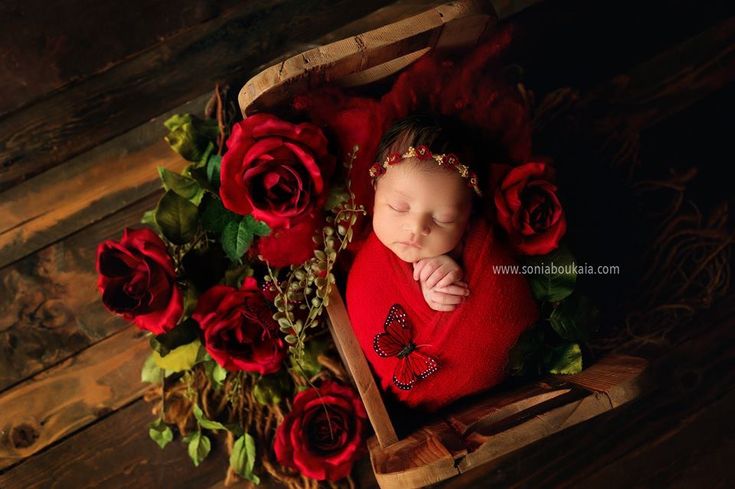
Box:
(0, 326, 150, 470)
(0, 94, 207, 270)
(0, 398, 229, 488)
(239, 0, 495, 114)
(0, 0, 395, 192)
(431, 297, 735, 488)
(0, 193, 160, 392)
(0, 0, 241, 118)
(367, 356, 648, 488)
(326, 288, 399, 447)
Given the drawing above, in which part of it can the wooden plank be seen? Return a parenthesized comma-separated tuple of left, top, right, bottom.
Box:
(586, 16, 735, 133)
(432, 296, 735, 488)
(0, 94, 207, 270)
(239, 0, 496, 114)
(575, 387, 735, 488)
(0, 192, 160, 392)
(0, 326, 149, 470)
(0, 0, 395, 192)
(367, 357, 647, 488)
(0, 0, 241, 118)
(326, 288, 399, 447)
(0, 399, 229, 489)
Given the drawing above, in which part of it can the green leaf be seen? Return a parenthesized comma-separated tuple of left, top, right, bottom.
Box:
(524, 245, 577, 303)
(152, 340, 201, 372)
(243, 215, 271, 237)
(549, 294, 600, 342)
(149, 419, 174, 449)
(213, 363, 227, 385)
(187, 431, 211, 467)
(141, 354, 163, 384)
(201, 195, 240, 234)
(253, 371, 292, 405)
(164, 114, 219, 162)
(230, 433, 260, 484)
(140, 209, 161, 233)
(192, 404, 228, 431)
(507, 325, 546, 377)
(155, 190, 199, 245)
(158, 167, 202, 201)
(206, 154, 222, 188)
(151, 318, 200, 356)
(545, 343, 583, 375)
(222, 219, 253, 262)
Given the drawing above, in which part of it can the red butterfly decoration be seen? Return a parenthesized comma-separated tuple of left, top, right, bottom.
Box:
(373, 304, 439, 390)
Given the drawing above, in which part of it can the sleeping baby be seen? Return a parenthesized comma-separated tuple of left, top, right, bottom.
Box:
(346, 114, 539, 412)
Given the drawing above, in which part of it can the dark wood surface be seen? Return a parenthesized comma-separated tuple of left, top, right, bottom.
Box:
(0, 0, 733, 487)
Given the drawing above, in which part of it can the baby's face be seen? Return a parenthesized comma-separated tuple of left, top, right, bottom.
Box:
(373, 160, 472, 263)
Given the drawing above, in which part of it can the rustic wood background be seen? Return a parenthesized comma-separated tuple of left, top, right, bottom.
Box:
(1, 0, 733, 487)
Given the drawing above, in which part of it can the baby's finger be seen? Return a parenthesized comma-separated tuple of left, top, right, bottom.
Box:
(436, 269, 462, 289)
(425, 266, 447, 289)
(434, 284, 470, 297)
(419, 260, 441, 283)
(412, 259, 426, 281)
(430, 291, 464, 305)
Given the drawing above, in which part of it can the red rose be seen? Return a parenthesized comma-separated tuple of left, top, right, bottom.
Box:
(494, 162, 567, 255)
(96, 228, 182, 335)
(192, 278, 285, 374)
(256, 212, 319, 267)
(220, 113, 335, 230)
(274, 380, 368, 481)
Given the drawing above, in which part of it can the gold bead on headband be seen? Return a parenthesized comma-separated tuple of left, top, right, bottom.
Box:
(369, 145, 481, 196)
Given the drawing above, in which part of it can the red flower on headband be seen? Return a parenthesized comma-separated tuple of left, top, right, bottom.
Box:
(387, 152, 402, 165)
(415, 145, 432, 160)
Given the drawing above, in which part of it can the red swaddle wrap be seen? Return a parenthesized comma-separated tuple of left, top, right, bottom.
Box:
(346, 218, 539, 412)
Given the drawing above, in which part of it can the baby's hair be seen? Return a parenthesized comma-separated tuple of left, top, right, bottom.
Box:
(375, 113, 477, 173)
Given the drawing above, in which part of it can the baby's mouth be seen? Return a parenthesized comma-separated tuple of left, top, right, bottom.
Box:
(398, 241, 422, 249)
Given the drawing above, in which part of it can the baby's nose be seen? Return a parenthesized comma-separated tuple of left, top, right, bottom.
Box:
(405, 217, 431, 236)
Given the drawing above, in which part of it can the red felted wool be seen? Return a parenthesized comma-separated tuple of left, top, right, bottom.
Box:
(345, 218, 539, 412)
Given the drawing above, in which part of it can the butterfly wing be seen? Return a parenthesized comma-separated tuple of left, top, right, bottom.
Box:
(373, 304, 413, 358)
(392, 349, 439, 390)
(408, 350, 439, 380)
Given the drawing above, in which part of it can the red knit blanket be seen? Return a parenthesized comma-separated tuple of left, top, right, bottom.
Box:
(346, 219, 539, 412)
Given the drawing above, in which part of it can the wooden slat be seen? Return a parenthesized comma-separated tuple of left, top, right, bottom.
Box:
(239, 0, 496, 114)
(0, 0, 395, 192)
(0, 192, 160, 392)
(0, 0, 241, 118)
(432, 296, 735, 488)
(0, 399, 229, 489)
(368, 358, 648, 488)
(586, 15, 735, 133)
(0, 326, 149, 470)
(326, 288, 399, 447)
(0, 94, 206, 270)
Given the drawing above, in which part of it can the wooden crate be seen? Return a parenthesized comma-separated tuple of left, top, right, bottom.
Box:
(238, 1, 651, 487)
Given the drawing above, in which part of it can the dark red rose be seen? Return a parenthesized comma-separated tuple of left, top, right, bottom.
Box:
(274, 380, 368, 481)
(257, 212, 319, 267)
(220, 113, 335, 230)
(96, 228, 182, 335)
(192, 278, 285, 374)
(494, 162, 567, 255)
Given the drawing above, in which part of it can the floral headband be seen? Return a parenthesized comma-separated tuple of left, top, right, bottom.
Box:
(369, 145, 482, 196)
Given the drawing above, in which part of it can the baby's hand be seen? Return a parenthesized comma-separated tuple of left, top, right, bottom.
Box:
(413, 255, 470, 312)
